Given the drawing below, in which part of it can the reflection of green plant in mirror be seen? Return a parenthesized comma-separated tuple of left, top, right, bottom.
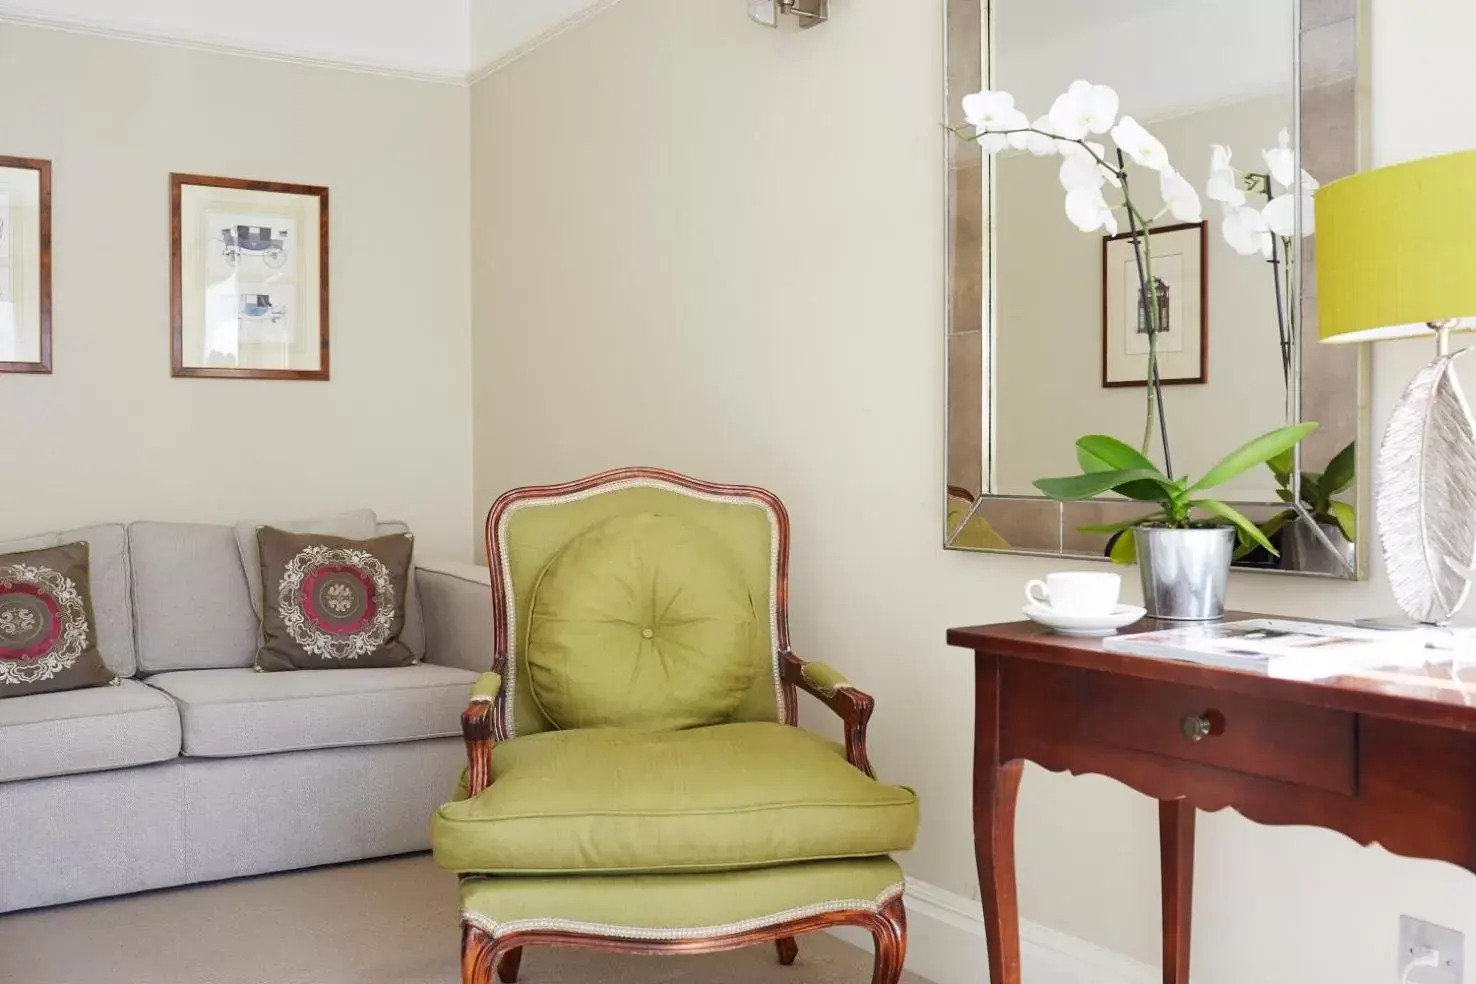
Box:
(1259, 440, 1356, 546)
(1033, 424, 1318, 565)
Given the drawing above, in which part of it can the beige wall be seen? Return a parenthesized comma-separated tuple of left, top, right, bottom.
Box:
(0, 24, 474, 560)
(471, 1, 1476, 981)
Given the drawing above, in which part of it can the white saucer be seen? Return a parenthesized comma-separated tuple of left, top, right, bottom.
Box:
(1023, 603, 1147, 637)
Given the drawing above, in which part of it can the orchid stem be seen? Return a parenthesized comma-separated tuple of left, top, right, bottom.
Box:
(1119, 149, 1173, 480)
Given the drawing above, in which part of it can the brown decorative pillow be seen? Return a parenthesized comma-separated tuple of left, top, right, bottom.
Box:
(0, 543, 117, 698)
(255, 527, 417, 672)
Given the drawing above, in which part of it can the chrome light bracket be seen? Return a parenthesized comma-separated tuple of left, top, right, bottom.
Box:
(749, 0, 829, 28)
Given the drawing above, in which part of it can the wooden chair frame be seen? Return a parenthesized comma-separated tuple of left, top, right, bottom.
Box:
(457, 467, 905, 983)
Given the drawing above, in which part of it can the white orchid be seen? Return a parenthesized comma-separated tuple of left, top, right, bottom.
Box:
(1160, 168, 1203, 223)
(1065, 185, 1118, 235)
(1205, 145, 1247, 211)
(1024, 116, 1062, 157)
(1111, 116, 1171, 172)
(1263, 192, 1316, 238)
(962, 91, 1030, 153)
(1263, 128, 1297, 190)
(1222, 205, 1273, 258)
(1047, 81, 1120, 140)
(1058, 141, 1120, 191)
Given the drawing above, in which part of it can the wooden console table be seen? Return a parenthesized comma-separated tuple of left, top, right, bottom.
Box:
(949, 616, 1476, 983)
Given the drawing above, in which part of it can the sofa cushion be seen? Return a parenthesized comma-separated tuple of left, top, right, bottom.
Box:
(0, 543, 118, 699)
(430, 722, 920, 875)
(234, 509, 378, 619)
(0, 679, 180, 783)
(254, 528, 418, 671)
(1, 524, 135, 678)
(146, 664, 478, 757)
(376, 521, 425, 659)
(526, 514, 759, 732)
(129, 522, 259, 673)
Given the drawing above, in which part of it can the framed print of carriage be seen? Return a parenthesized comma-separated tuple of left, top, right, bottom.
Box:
(0, 156, 52, 375)
(171, 174, 329, 379)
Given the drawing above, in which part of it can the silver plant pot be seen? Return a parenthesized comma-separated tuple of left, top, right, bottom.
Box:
(1135, 525, 1236, 621)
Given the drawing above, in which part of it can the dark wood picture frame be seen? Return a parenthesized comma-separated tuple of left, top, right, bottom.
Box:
(1100, 220, 1208, 389)
(0, 156, 52, 375)
(170, 173, 330, 380)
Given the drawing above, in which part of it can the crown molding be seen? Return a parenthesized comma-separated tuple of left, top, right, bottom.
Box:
(0, 3, 469, 85)
(467, 0, 628, 85)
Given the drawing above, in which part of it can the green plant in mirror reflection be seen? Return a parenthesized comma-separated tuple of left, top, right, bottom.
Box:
(1033, 426, 1319, 564)
(1248, 441, 1357, 556)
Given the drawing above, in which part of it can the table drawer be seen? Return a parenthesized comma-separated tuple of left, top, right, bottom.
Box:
(1000, 659, 1357, 795)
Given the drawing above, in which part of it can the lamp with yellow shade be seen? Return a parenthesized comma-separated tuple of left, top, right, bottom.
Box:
(1316, 149, 1476, 623)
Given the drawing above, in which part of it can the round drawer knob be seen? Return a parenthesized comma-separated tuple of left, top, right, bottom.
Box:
(1180, 713, 1213, 743)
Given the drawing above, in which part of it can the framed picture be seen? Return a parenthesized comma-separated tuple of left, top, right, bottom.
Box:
(1101, 221, 1207, 388)
(171, 174, 329, 380)
(0, 156, 52, 375)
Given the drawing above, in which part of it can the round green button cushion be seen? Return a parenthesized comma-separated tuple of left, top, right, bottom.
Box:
(526, 513, 760, 731)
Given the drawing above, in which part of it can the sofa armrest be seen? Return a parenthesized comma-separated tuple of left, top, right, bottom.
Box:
(415, 560, 493, 673)
(779, 651, 876, 778)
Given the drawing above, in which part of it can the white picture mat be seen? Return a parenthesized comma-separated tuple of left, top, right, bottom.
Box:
(0, 169, 42, 364)
(1103, 225, 1204, 385)
(179, 183, 321, 372)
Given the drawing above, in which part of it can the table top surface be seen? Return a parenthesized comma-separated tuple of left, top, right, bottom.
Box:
(948, 614, 1476, 733)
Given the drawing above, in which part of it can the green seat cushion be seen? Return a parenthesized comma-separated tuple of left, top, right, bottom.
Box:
(526, 513, 759, 731)
(459, 857, 905, 939)
(432, 722, 919, 875)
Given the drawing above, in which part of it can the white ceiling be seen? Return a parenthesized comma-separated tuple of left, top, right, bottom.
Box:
(0, 0, 619, 81)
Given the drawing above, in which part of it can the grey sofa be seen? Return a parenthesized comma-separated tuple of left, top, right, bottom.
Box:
(0, 518, 494, 913)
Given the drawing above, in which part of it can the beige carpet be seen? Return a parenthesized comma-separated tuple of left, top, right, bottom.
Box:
(0, 854, 926, 984)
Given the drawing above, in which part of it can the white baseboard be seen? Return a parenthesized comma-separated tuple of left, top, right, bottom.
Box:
(828, 877, 1156, 984)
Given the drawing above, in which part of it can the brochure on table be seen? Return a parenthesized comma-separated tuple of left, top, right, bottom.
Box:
(1102, 619, 1471, 681)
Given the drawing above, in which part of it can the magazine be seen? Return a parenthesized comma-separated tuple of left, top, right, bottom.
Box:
(1101, 619, 1457, 679)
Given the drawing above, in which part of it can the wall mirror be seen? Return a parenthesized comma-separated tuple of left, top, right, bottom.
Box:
(944, 0, 1371, 578)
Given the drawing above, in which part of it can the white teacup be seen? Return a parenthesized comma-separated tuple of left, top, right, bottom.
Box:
(1025, 572, 1121, 618)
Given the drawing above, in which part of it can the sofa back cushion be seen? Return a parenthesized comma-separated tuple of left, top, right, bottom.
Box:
(129, 522, 259, 673)
(525, 514, 759, 731)
(0, 524, 135, 678)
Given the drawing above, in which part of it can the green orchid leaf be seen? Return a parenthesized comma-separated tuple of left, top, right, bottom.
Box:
(1189, 423, 1319, 495)
(1301, 473, 1323, 507)
(1329, 500, 1357, 543)
(1267, 448, 1294, 484)
(1076, 435, 1159, 473)
(1235, 508, 1296, 558)
(1075, 437, 1168, 501)
(1109, 529, 1138, 565)
(1033, 468, 1176, 502)
(1077, 512, 1167, 535)
(1321, 441, 1357, 496)
(1276, 489, 1295, 504)
(1192, 499, 1280, 556)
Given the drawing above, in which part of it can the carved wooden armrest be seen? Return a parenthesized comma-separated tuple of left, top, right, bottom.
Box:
(463, 671, 502, 797)
(780, 651, 876, 777)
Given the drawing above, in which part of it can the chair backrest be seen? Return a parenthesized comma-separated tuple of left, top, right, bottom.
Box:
(484, 468, 792, 740)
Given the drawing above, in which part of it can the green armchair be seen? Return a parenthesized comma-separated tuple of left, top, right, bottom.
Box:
(430, 468, 920, 984)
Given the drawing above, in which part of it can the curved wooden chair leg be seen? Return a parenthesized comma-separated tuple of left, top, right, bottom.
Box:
(870, 897, 908, 984)
(496, 946, 524, 983)
(461, 924, 497, 984)
(776, 936, 799, 965)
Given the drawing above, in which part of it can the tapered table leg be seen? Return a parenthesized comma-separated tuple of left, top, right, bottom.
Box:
(974, 652, 1024, 984)
(1159, 799, 1195, 984)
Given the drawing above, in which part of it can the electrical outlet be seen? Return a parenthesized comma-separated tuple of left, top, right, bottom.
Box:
(1400, 916, 1463, 984)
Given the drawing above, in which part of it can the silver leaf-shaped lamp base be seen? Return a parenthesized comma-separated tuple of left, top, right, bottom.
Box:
(1377, 350, 1476, 623)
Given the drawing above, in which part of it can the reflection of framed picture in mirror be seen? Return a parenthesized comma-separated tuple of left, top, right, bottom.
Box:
(1101, 221, 1207, 388)
(0, 156, 52, 375)
(170, 173, 329, 380)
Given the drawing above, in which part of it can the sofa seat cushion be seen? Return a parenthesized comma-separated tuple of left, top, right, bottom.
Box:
(0, 679, 181, 783)
(431, 722, 919, 875)
(146, 664, 479, 758)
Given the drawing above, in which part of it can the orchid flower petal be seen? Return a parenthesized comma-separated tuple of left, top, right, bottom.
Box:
(1161, 168, 1204, 223)
(1264, 127, 1296, 190)
(1111, 116, 1171, 172)
(1206, 144, 1247, 209)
